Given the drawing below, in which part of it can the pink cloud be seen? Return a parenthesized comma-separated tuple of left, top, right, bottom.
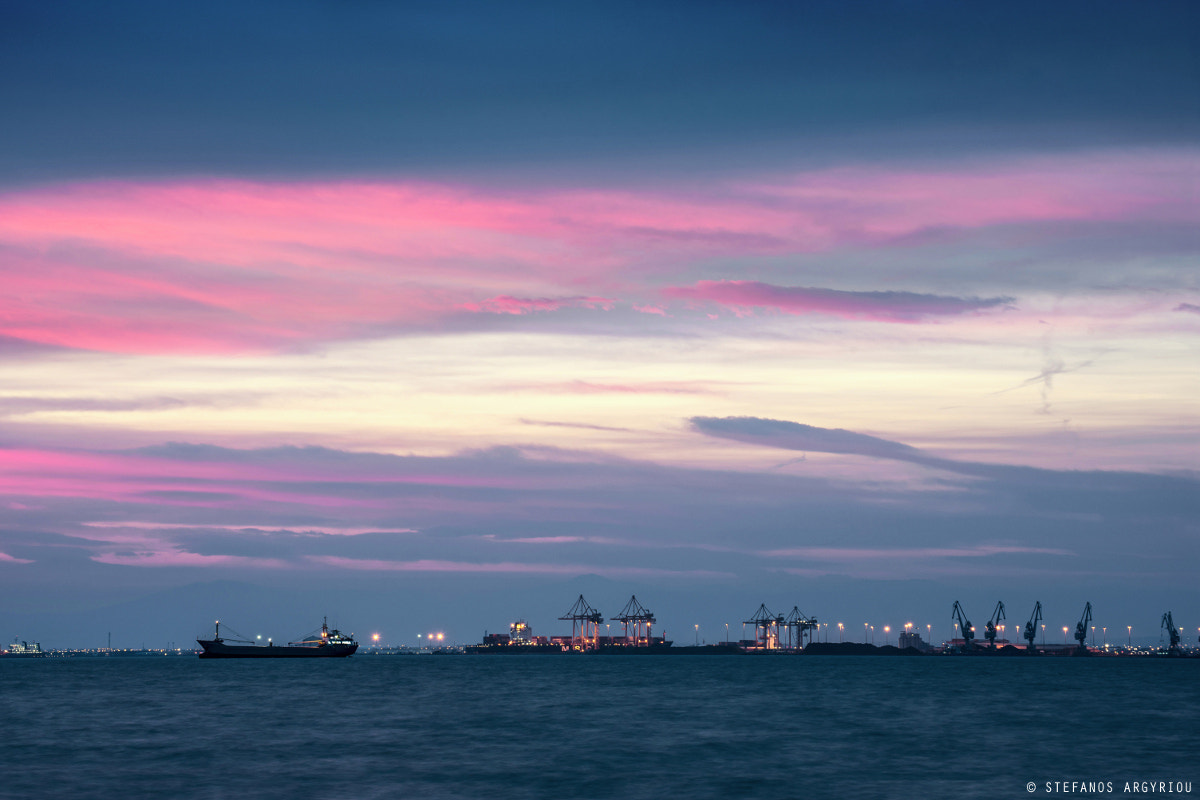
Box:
(0, 446, 538, 513)
(307, 555, 730, 578)
(0, 149, 1189, 353)
(0, 552, 34, 564)
(763, 545, 1073, 560)
(91, 550, 289, 568)
(80, 521, 416, 536)
(664, 281, 1012, 322)
(459, 295, 615, 315)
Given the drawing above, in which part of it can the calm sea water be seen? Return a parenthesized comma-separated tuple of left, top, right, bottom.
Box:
(1, 655, 1196, 799)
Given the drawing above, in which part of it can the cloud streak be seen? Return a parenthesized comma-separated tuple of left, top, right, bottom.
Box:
(0, 148, 1189, 354)
(663, 281, 1013, 322)
(690, 416, 1200, 513)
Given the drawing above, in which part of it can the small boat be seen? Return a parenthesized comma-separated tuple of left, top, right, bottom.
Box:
(197, 618, 357, 659)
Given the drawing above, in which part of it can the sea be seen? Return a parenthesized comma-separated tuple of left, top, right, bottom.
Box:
(1, 655, 1196, 800)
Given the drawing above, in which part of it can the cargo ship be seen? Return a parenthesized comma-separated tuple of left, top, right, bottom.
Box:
(465, 618, 675, 654)
(197, 618, 357, 658)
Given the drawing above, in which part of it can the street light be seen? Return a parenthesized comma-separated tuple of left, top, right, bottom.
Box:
(864, 622, 869, 643)
(1127, 625, 1132, 646)
(694, 624, 699, 645)
(838, 623, 844, 643)
(725, 623, 729, 644)
(884, 626, 891, 646)
(1063, 626, 1069, 644)
(1041, 624, 1046, 644)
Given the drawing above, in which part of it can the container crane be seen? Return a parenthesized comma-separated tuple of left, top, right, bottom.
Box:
(1023, 601, 1042, 653)
(614, 595, 655, 646)
(559, 595, 603, 651)
(783, 606, 818, 650)
(1161, 611, 1181, 653)
(1074, 602, 1093, 653)
(984, 601, 1006, 648)
(744, 604, 784, 650)
(951, 601, 974, 650)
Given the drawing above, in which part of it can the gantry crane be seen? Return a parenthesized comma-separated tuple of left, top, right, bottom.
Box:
(1023, 601, 1042, 653)
(783, 606, 819, 650)
(1074, 602, 1093, 653)
(951, 601, 974, 650)
(984, 601, 1006, 648)
(559, 595, 603, 651)
(614, 595, 655, 646)
(1161, 611, 1181, 653)
(744, 604, 785, 650)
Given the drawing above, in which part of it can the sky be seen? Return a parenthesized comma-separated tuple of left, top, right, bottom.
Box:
(1, 1, 1197, 649)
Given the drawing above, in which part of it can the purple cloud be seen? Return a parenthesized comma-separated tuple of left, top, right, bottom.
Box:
(662, 281, 1014, 322)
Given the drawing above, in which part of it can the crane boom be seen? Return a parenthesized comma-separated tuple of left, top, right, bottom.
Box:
(984, 601, 1006, 648)
(1161, 611, 1181, 652)
(1023, 601, 1043, 653)
(1074, 602, 1093, 653)
(951, 601, 974, 651)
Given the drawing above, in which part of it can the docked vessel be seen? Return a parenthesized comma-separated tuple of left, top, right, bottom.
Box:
(2, 638, 44, 657)
(197, 618, 357, 659)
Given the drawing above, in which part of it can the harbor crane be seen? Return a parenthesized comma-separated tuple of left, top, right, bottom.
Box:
(614, 595, 655, 646)
(783, 606, 819, 650)
(1161, 611, 1181, 653)
(744, 604, 785, 650)
(559, 595, 604, 651)
(984, 601, 1006, 648)
(1074, 602, 1093, 653)
(951, 601, 974, 650)
(1023, 601, 1043, 652)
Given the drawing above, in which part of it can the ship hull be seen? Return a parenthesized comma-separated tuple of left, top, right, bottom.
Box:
(197, 639, 357, 658)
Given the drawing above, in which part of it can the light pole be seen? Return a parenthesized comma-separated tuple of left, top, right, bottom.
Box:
(1127, 625, 1132, 647)
(725, 623, 729, 644)
(927, 624, 932, 646)
(1062, 626, 1068, 644)
(838, 623, 844, 643)
(870, 625, 875, 644)
(694, 624, 699, 646)
(864, 622, 868, 643)
(884, 626, 890, 646)
(1102, 627, 1107, 647)
(1041, 624, 1046, 645)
